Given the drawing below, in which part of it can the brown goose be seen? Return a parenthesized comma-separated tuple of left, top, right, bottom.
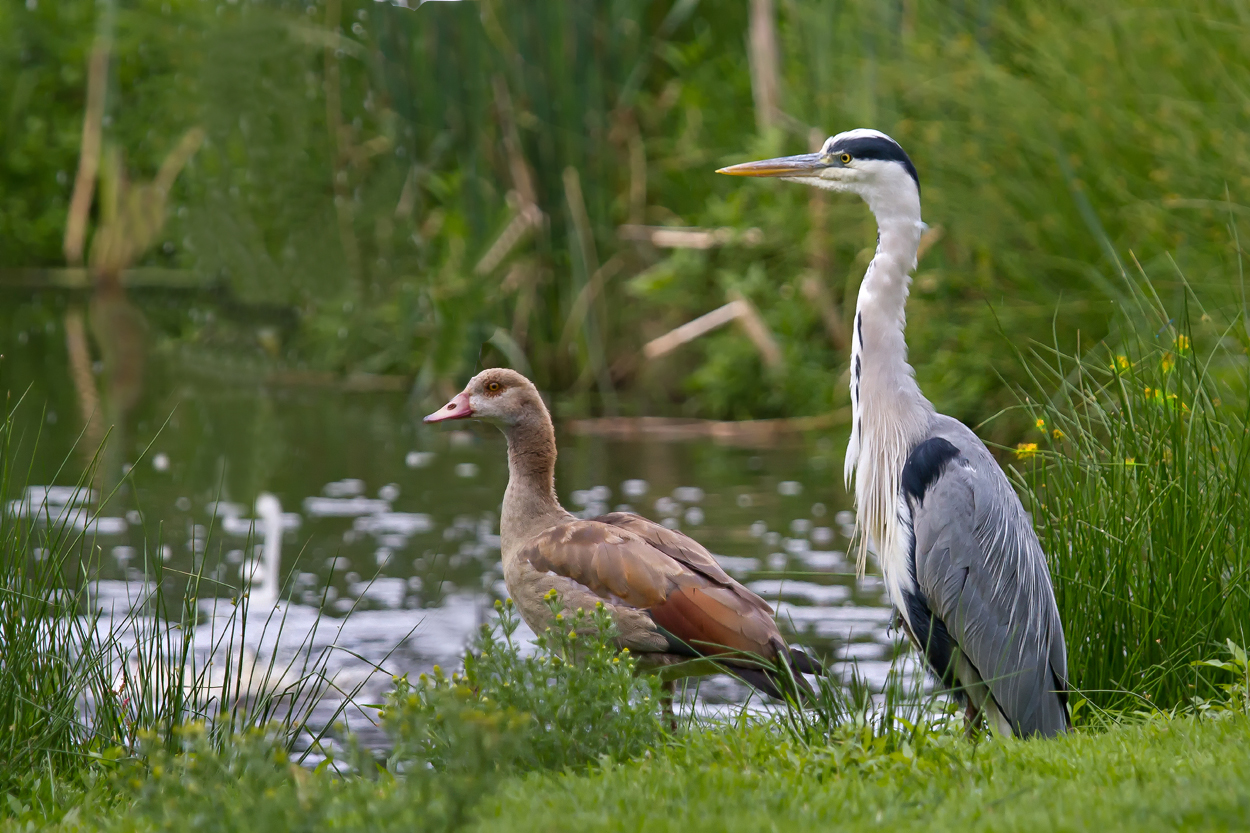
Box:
(424, 368, 821, 700)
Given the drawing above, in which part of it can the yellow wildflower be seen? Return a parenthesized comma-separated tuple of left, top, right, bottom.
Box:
(1036, 418, 1046, 429)
(1015, 443, 1039, 460)
(1175, 334, 1190, 353)
(1161, 353, 1175, 373)
(1125, 458, 1135, 466)
(1052, 429, 1064, 440)
(1112, 355, 1130, 371)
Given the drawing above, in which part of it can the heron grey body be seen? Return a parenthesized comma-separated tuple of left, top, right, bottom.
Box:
(720, 128, 1070, 737)
(898, 416, 1070, 737)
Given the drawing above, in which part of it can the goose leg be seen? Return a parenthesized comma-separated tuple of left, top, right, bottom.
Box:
(661, 678, 677, 731)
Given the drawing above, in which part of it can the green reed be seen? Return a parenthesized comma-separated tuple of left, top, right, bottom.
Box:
(1009, 269, 1250, 712)
(0, 392, 109, 796)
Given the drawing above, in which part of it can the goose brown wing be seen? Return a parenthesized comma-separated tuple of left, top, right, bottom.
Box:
(595, 511, 776, 619)
(519, 518, 781, 659)
(591, 512, 735, 585)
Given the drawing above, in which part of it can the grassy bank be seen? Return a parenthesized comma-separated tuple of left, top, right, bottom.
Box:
(13, 696, 1250, 831)
(477, 716, 1250, 833)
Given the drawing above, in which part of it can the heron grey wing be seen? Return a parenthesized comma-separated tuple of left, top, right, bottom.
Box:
(908, 441, 1069, 737)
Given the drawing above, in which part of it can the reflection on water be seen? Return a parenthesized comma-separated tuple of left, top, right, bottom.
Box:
(4, 313, 911, 741)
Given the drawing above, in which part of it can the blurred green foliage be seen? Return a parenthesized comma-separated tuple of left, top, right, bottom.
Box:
(1, 0, 1248, 425)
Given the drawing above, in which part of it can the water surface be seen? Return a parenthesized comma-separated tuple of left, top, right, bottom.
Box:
(4, 299, 907, 742)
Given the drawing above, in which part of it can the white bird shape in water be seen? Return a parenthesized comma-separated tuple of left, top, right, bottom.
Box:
(242, 492, 284, 608)
(719, 129, 1070, 737)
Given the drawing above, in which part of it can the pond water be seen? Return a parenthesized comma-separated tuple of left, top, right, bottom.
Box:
(3, 293, 909, 747)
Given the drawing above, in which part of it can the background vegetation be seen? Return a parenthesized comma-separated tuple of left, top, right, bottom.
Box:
(3, 0, 1247, 428)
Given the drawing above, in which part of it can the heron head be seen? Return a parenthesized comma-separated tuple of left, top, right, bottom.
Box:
(717, 129, 919, 205)
(423, 368, 545, 428)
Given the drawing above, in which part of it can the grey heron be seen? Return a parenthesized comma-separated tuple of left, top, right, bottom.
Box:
(719, 129, 1070, 737)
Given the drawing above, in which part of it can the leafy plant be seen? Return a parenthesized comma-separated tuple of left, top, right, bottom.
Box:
(1193, 641, 1250, 715)
(383, 595, 664, 776)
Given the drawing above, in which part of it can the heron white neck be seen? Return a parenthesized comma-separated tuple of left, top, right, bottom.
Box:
(845, 193, 933, 574)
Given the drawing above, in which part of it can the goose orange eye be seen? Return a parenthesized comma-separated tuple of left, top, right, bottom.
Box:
(486, 382, 501, 393)
(839, 153, 852, 164)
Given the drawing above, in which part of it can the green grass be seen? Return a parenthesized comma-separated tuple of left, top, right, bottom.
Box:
(17, 707, 1250, 831)
(475, 714, 1250, 833)
(0, 393, 120, 797)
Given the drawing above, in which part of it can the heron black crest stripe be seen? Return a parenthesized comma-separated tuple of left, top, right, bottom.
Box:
(900, 437, 960, 505)
(832, 134, 920, 193)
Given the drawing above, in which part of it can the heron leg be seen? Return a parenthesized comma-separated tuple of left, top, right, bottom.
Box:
(963, 697, 985, 739)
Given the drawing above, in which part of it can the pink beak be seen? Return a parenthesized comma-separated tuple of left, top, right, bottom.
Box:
(424, 391, 473, 424)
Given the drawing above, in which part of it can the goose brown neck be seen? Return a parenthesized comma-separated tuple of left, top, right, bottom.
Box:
(500, 410, 567, 547)
(504, 413, 558, 489)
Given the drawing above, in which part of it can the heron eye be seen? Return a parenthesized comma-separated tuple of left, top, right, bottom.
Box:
(486, 381, 501, 393)
(839, 153, 852, 164)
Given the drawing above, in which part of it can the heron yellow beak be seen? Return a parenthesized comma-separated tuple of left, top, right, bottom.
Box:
(716, 152, 828, 177)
